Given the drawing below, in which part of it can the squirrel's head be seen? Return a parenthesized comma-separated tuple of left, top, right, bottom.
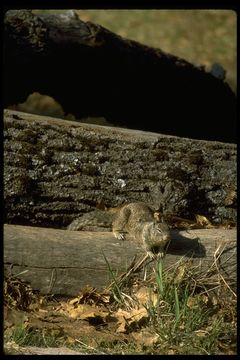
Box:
(142, 221, 171, 259)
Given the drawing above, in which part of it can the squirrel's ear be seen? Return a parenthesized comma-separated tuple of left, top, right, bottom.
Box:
(153, 211, 161, 221)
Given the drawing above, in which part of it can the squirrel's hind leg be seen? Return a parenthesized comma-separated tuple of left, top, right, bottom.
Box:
(112, 206, 131, 241)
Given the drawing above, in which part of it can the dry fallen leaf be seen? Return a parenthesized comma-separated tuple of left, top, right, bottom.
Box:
(59, 303, 109, 321)
(71, 286, 110, 306)
(115, 309, 128, 333)
(195, 214, 214, 228)
(135, 287, 158, 307)
(129, 307, 148, 323)
(174, 264, 187, 284)
(194, 329, 209, 337)
(68, 298, 79, 306)
(115, 307, 148, 333)
(200, 294, 209, 304)
(167, 349, 176, 355)
(187, 296, 198, 309)
(132, 329, 159, 347)
(164, 214, 198, 229)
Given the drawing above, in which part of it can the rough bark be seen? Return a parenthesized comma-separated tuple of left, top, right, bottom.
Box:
(4, 224, 236, 296)
(4, 110, 237, 228)
(3, 10, 236, 143)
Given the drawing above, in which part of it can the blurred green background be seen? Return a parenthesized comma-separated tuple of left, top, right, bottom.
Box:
(76, 9, 236, 90)
(11, 9, 236, 120)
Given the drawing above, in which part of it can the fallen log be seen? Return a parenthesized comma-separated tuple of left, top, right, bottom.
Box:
(4, 10, 236, 142)
(4, 224, 236, 296)
(4, 110, 237, 228)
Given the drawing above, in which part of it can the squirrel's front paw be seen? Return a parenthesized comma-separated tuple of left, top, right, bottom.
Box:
(113, 231, 126, 241)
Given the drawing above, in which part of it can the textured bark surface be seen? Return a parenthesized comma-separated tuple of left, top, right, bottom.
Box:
(4, 224, 236, 296)
(4, 10, 236, 143)
(4, 110, 237, 228)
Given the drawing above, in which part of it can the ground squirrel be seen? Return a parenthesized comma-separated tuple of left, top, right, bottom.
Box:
(112, 202, 171, 259)
(67, 202, 171, 258)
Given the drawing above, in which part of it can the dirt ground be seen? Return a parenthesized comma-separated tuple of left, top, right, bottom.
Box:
(4, 280, 162, 355)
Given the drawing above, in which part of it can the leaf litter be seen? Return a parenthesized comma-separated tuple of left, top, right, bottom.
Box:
(4, 241, 237, 355)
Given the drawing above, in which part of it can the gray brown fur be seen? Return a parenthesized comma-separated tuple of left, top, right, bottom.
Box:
(67, 209, 114, 232)
(67, 202, 171, 258)
(112, 202, 170, 258)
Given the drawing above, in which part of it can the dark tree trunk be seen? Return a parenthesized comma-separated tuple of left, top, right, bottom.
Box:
(3, 10, 236, 143)
(4, 110, 236, 229)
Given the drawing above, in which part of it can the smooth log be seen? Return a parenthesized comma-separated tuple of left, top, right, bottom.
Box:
(4, 224, 236, 296)
(4, 10, 236, 143)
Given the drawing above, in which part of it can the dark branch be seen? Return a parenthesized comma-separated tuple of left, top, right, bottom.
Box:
(4, 10, 236, 143)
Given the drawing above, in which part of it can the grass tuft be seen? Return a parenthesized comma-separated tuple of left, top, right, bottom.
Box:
(4, 250, 236, 355)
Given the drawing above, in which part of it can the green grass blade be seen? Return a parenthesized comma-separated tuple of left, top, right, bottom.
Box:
(155, 258, 164, 295)
(102, 251, 124, 304)
(174, 286, 180, 323)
